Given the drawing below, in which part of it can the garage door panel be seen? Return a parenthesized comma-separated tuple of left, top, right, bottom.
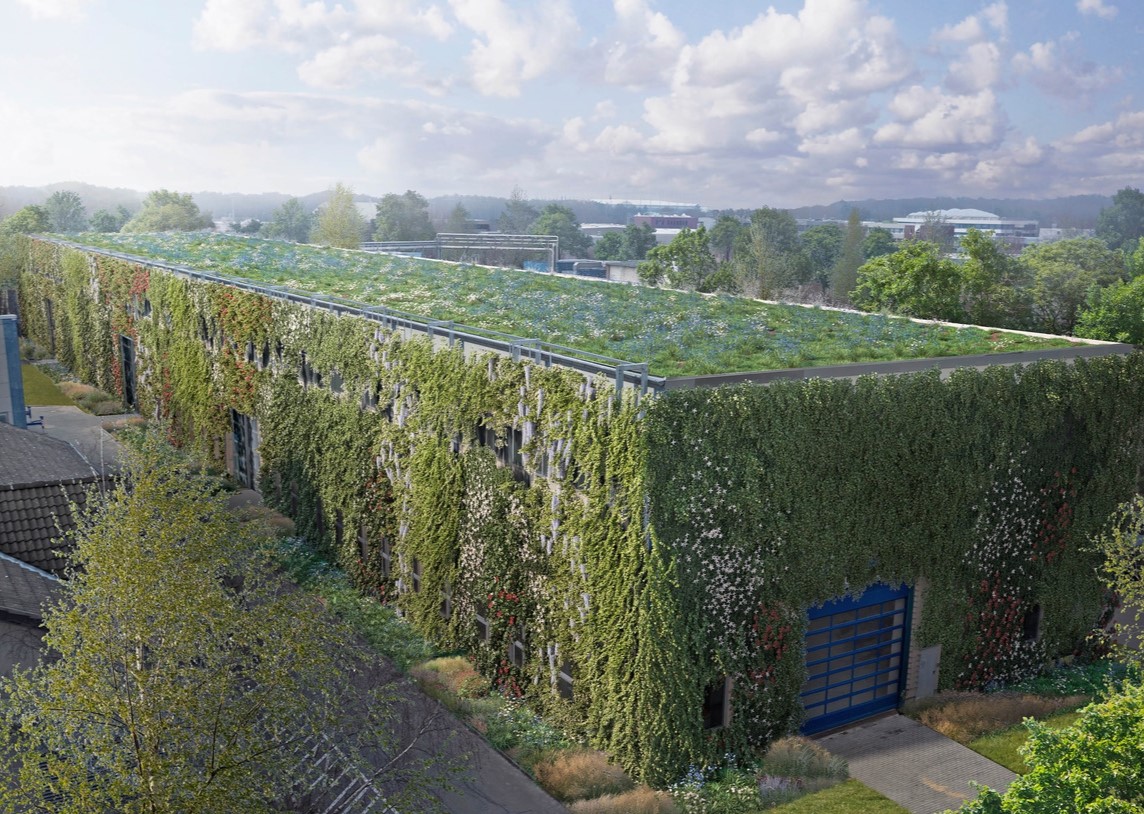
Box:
(800, 583, 910, 735)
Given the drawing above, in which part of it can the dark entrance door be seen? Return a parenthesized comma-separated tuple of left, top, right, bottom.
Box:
(231, 410, 255, 489)
(801, 583, 910, 735)
(119, 334, 136, 410)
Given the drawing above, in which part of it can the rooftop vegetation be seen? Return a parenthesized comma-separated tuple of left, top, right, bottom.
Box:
(63, 232, 1080, 377)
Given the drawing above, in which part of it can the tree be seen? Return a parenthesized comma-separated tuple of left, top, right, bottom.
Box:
(831, 209, 866, 302)
(960, 229, 1033, 329)
(0, 204, 50, 235)
(1021, 238, 1127, 334)
(265, 197, 313, 243)
(621, 222, 657, 262)
(734, 207, 810, 298)
(530, 203, 591, 257)
(44, 190, 88, 232)
(1096, 186, 1144, 251)
(862, 227, 896, 260)
(373, 190, 435, 242)
(853, 241, 967, 322)
(638, 226, 717, 290)
(800, 223, 844, 291)
(497, 186, 538, 234)
(122, 190, 213, 232)
(0, 436, 427, 813)
(592, 231, 625, 261)
(312, 183, 366, 249)
(90, 205, 132, 233)
(709, 215, 744, 263)
(441, 202, 473, 234)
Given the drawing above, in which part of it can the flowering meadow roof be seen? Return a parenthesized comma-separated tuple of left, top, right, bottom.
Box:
(62, 232, 1079, 378)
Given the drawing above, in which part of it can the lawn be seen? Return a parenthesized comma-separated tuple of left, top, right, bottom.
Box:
(55, 232, 1083, 378)
(767, 779, 909, 813)
(20, 364, 74, 406)
(968, 709, 1084, 773)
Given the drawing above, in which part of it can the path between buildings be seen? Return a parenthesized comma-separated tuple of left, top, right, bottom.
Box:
(817, 714, 1016, 814)
(24, 404, 126, 476)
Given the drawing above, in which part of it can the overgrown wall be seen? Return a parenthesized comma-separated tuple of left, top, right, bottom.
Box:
(17, 237, 1144, 785)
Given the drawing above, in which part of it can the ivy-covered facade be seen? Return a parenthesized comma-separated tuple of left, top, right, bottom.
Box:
(16, 237, 1144, 785)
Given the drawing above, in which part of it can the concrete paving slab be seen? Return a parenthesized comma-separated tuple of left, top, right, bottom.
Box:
(818, 714, 1016, 814)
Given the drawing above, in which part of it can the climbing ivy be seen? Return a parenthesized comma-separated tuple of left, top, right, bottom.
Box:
(16, 237, 1144, 788)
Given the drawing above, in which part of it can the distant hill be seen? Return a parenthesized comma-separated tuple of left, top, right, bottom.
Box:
(1, 183, 1114, 230)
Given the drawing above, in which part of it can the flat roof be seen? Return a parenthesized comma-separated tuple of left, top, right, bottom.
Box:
(43, 233, 1104, 379)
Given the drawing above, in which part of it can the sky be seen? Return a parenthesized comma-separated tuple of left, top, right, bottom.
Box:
(0, 0, 1141, 209)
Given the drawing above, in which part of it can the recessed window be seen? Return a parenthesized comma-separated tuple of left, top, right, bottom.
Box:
(357, 522, 369, 560)
(475, 613, 489, 643)
(379, 534, 391, 578)
(510, 635, 528, 669)
(557, 660, 575, 701)
(411, 558, 421, 593)
(440, 580, 453, 620)
(1021, 604, 1043, 641)
(702, 677, 732, 730)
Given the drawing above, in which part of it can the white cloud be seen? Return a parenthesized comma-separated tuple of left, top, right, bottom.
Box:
(449, 0, 579, 97)
(297, 35, 443, 92)
(945, 41, 1003, 93)
(599, 0, 685, 88)
(875, 86, 1003, 149)
(1076, 0, 1118, 19)
(1013, 36, 1123, 99)
(15, 0, 93, 19)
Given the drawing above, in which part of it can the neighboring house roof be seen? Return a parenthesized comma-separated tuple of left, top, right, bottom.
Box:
(0, 422, 103, 574)
(0, 550, 60, 622)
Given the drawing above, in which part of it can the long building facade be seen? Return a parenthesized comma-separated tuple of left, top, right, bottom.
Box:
(15, 235, 1144, 784)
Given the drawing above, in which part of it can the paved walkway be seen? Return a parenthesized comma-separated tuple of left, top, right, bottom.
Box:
(23, 404, 127, 476)
(818, 714, 1016, 814)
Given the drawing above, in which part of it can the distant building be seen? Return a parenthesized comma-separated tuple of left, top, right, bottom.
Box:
(632, 213, 699, 230)
(890, 209, 1039, 246)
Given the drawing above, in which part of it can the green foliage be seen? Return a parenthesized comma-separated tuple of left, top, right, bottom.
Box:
(44, 190, 88, 232)
(958, 679, 1144, 813)
(1021, 238, 1127, 334)
(639, 226, 717, 290)
(19, 235, 1144, 791)
(264, 197, 312, 243)
(862, 227, 897, 260)
(1096, 186, 1144, 251)
(442, 202, 474, 234)
(832, 209, 866, 301)
(498, 186, 539, 234)
(89, 205, 132, 233)
(0, 435, 389, 813)
(374, 189, 435, 241)
(1075, 274, 1144, 344)
(595, 224, 657, 263)
(733, 207, 811, 298)
(1, 204, 50, 235)
(312, 182, 366, 249)
(961, 229, 1033, 329)
(532, 203, 592, 257)
(968, 709, 1084, 773)
(121, 189, 213, 232)
(854, 240, 966, 321)
(801, 223, 844, 290)
(1095, 496, 1144, 667)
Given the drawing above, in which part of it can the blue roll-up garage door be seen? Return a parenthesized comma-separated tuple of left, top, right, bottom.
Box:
(800, 583, 910, 735)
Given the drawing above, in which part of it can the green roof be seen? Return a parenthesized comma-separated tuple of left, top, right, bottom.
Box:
(59, 232, 1080, 378)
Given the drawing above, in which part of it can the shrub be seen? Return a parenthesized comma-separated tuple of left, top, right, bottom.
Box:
(569, 786, 679, 814)
(905, 692, 1089, 743)
(758, 736, 847, 781)
(533, 749, 634, 802)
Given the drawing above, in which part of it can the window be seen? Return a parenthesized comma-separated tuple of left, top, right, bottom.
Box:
(510, 630, 528, 669)
(379, 534, 391, 578)
(245, 341, 255, 364)
(260, 341, 271, 369)
(357, 522, 369, 559)
(411, 557, 421, 593)
(440, 580, 453, 620)
(557, 660, 575, 701)
(475, 613, 490, 643)
(335, 510, 344, 548)
(702, 677, 732, 729)
(299, 351, 311, 388)
(1021, 604, 1043, 641)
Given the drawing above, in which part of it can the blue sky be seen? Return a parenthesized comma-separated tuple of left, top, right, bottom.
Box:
(1, 0, 1140, 208)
